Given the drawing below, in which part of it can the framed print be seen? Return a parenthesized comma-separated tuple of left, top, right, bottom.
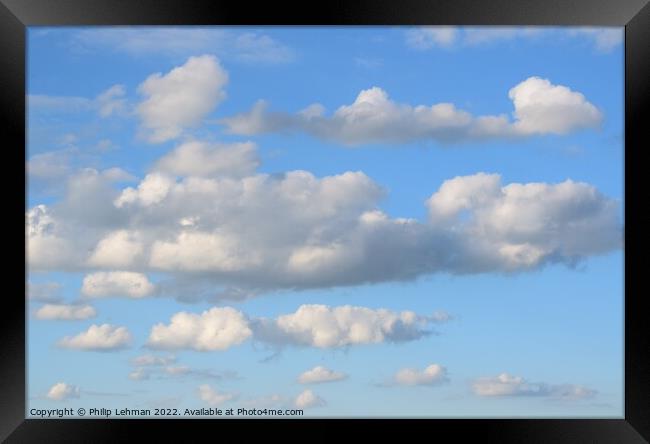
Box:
(3, 0, 649, 441)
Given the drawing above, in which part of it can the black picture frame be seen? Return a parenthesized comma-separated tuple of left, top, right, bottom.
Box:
(3, 0, 648, 442)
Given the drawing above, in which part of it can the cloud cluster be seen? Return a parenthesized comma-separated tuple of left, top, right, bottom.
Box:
(254, 305, 437, 348)
(34, 304, 97, 320)
(298, 366, 348, 384)
(146, 304, 441, 351)
(220, 77, 602, 145)
(136, 55, 229, 143)
(58, 324, 132, 351)
(471, 373, 597, 400)
(47, 382, 80, 401)
(393, 364, 448, 386)
(27, 138, 621, 297)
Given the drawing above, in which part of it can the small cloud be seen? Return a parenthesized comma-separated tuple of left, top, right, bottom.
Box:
(57, 324, 132, 351)
(392, 364, 449, 386)
(298, 366, 347, 384)
(471, 373, 597, 400)
(47, 382, 80, 401)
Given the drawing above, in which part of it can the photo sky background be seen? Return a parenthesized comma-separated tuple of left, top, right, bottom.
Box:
(26, 26, 623, 417)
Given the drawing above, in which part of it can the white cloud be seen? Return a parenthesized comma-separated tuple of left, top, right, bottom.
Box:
(298, 366, 348, 384)
(147, 307, 252, 351)
(471, 373, 597, 400)
(198, 384, 236, 406)
(154, 140, 260, 178)
(34, 304, 97, 320)
(114, 172, 174, 208)
(47, 382, 80, 400)
(426, 173, 621, 268)
(71, 28, 294, 63)
(146, 304, 441, 351)
(88, 231, 144, 268)
(569, 27, 623, 52)
(253, 305, 436, 348)
(149, 230, 262, 273)
(26, 205, 77, 270)
(58, 324, 132, 351)
(294, 389, 325, 409)
(81, 272, 154, 299)
(508, 77, 603, 135)
(28, 155, 621, 295)
(220, 77, 602, 145)
(393, 364, 448, 386)
(136, 55, 229, 143)
(405, 26, 459, 49)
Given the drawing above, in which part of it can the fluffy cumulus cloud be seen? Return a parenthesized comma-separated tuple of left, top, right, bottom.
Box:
(393, 364, 448, 386)
(87, 231, 144, 268)
(294, 389, 326, 409)
(58, 324, 132, 351)
(471, 373, 597, 400)
(34, 304, 97, 320)
(507, 77, 602, 135)
(298, 366, 348, 384)
(81, 272, 154, 298)
(198, 384, 236, 406)
(26, 135, 622, 297)
(147, 307, 252, 351)
(254, 305, 437, 348)
(47, 382, 80, 401)
(147, 304, 442, 351)
(220, 77, 602, 145)
(136, 55, 228, 143)
(426, 173, 621, 270)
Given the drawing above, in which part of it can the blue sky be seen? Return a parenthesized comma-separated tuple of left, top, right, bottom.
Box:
(26, 26, 623, 418)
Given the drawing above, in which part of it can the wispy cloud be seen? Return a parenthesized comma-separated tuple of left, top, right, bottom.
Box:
(69, 27, 295, 64)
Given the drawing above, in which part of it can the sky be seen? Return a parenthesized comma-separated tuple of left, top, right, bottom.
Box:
(26, 26, 624, 418)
